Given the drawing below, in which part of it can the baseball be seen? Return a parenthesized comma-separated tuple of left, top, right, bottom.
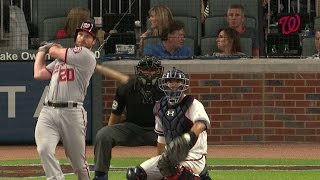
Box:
(135, 20, 141, 28)
(183, 133, 191, 142)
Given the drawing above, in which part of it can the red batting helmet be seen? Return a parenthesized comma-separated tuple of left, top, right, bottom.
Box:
(75, 20, 97, 39)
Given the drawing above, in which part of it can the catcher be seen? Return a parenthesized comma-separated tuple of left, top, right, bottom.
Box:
(126, 67, 211, 180)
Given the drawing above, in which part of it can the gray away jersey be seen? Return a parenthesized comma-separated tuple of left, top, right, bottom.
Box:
(45, 47, 96, 103)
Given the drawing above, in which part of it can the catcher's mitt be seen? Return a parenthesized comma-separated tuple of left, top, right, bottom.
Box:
(157, 131, 197, 177)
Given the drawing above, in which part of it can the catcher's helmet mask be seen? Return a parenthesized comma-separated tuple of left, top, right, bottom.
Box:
(134, 56, 163, 104)
(159, 67, 189, 104)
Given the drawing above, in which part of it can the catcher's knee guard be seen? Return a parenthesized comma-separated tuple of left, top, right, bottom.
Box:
(126, 166, 147, 180)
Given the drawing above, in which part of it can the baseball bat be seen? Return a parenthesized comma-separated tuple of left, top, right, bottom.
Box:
(95, 0, 136, 84)
(95, 64, 129, 84)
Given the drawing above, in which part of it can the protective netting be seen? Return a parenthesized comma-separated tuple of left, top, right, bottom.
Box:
(0, 0, 319, 59)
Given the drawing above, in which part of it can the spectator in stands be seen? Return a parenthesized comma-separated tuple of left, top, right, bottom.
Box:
(212, 27, 246, 57)
(143, 20, 193, 59)
(226, 4, 259, 57)
(139, 5, 174, 55)
(308, 27, 320, 59)
(56, 7, 90, 39)
(56, 6, 105, 45)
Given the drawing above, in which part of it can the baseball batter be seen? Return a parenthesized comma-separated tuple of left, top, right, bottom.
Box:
(33, 20, 97, 180)
(127, 67, 211, 180)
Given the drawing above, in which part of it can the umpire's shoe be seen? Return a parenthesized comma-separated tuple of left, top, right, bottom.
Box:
(92, 176, 107, 180)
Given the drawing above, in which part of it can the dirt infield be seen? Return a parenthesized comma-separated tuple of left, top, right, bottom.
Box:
(1, 144, 320, 177)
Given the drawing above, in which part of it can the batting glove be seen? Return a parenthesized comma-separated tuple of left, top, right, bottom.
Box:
(38, 41, 54, 53)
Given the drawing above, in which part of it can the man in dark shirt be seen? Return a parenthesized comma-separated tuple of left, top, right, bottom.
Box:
(308, 26, 320, 59)
(93, 56, 164, 180)
(227, 4, 259, 57)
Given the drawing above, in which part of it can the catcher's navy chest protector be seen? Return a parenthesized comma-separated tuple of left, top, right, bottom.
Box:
(158, 95, 194, 144)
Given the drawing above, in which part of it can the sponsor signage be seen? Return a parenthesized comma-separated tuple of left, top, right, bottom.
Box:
(278, 13, 301, 35)
(0, 61, 92, 143)
(0, 50, 101, 61)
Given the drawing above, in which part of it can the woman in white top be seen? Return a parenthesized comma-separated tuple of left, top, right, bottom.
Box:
(139, 5, 174, 55)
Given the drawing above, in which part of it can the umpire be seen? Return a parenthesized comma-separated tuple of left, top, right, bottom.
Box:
(93, 56, 164, 180)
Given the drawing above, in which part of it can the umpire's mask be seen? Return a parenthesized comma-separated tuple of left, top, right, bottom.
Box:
(134, 56, 163, 103)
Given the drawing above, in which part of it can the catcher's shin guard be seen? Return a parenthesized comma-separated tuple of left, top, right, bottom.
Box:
(199, 163, 212, 180)
(126, 166, 147, 180)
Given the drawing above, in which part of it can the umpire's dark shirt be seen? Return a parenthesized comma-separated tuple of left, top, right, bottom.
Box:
(111, 77, 164, 128)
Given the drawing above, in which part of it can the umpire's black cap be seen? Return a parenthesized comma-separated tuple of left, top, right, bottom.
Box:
(75, 20, 97, 39)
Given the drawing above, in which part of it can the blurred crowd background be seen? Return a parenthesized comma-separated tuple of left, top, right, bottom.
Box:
(0, 0, 319, 58)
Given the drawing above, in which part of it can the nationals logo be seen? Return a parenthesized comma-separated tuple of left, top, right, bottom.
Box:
(278, 14, 301, 35)
(73, 47, 82, 53)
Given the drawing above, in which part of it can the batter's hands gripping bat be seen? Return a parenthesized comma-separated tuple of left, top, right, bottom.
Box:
(95, 64, 129, 85)
(39, 41, 63, 53)
(38, 41, 55, 53)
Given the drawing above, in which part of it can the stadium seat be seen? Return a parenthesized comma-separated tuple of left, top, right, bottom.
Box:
(143, 36, 161, 46)
(200, 37, 252, 56)
(43, 17, 66, 41)
(209, 0, 259, 18)
(51, 38, 74, 48)
(200, 37, 216, 56)
(314, 17, 320, 28)
(302, 37, 317, 57)
(35, 0, 87, 41)
(204, 15, 256, 37)
(184, 37, 196, 55)
(240, 38, 252, 57)
(150, 0, 201, 20)
(50, 38, 100, 51)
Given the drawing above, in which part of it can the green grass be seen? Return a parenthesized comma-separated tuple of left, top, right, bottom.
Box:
(215, 170, 320, 180)
(4, 170, 320, 180)
(208, 158, 320, 166)
(1, 158, 320, 180)
(1, 157, 320, 166)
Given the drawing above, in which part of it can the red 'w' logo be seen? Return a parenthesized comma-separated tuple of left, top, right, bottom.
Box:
(278, 14, 301, 35)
